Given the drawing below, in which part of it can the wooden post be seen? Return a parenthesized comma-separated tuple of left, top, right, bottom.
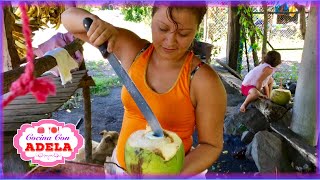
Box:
(203, 10, 208, 42)
(262, 4, 268, 59)
(4, 5, 21, 69)
(298, 5, 306, 40)
(248, 9, 259, 66)
(291, 6, 317, 146)
(226, 5, 241, 71)
(79, 62, 93, 163)
(2, 7, 13, 72)
(83, 85, 92, 163)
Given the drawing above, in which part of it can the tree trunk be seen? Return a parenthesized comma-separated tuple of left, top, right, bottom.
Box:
(4, 6, 21, 69)
(291, 6, 317, 146)
(203, 10, 208, 42)
(262, 4, 268, 59)
(1, 7, 13, 72)
(248, 10, 259, 66)
(298, 5, 306, 40)
(226, 5, 241, 71)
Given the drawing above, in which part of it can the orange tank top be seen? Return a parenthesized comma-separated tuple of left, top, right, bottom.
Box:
(117, 44, 196, 168)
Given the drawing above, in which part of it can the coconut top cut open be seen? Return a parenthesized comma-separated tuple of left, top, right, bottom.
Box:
(126, 129, 183, 161)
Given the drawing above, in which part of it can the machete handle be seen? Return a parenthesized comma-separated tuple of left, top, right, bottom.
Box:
(83, 17, 109, 58)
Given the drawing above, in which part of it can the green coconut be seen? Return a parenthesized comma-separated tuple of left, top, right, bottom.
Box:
(124, 128, 184, 175)
(270, 89, 292, 106)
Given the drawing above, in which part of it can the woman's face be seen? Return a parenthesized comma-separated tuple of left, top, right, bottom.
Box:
(151, 7, 198, 61)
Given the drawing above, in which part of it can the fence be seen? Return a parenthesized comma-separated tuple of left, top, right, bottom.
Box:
(203, 5, 308, 85)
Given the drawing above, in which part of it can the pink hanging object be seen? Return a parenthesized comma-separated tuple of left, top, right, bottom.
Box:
(2, 3, 56, 107)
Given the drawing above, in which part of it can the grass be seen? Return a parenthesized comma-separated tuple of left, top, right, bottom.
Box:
(59, 59, 122, 110)
(59, 90, 83, 110)
(90, 76, 121, 96)
(59, 76, 121, 110)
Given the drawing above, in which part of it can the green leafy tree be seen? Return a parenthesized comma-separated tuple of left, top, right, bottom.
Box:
(121, 6, 152, 23)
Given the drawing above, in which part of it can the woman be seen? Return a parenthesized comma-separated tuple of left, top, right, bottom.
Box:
(61, 4, 227, 176)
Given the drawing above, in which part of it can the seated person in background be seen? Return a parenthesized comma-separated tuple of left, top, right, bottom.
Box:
(240, 51, 281, 112)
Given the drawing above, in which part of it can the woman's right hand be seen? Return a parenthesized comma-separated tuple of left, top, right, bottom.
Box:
(62, 7, 148, 68)
(86, 16, 119, 53)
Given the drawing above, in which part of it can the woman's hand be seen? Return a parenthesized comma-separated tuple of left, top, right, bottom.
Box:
(61, 7, 149, 70)
(86, 16, 119, 53)
(61, 7, 119, 53)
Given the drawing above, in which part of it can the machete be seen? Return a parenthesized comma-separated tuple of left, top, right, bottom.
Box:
(83, 17, 164, 137)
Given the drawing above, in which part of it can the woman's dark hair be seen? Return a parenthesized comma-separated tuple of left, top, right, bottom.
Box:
(151, 2, 207, 30)
(263, 51, 282, 67)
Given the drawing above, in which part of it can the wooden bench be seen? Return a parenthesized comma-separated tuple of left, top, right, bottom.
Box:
(3, 70, 88, 135)
(2, 39, 96, 175)
(212, 58, 317, 168)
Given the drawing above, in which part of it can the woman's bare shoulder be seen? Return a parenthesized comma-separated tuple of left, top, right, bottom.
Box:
(190, 56, 221, 84)
(190, 56, 226, 105)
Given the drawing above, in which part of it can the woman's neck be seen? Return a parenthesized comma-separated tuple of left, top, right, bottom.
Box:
(151, 50, 189, 67)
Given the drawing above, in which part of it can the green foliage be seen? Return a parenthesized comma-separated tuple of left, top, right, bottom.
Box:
(121, 6, 152, 23)
(29, 161, 37, 170)
(289, 64, 299, 81)
(91, 76, 121, 96)
(86, 60, 121, 96)
(273, 63, 299, 86)
(78, 5, 115, 12)
(86, 60, 106, 72)
(238, 6, 263, 52)
(59, 59, 122, 110)
(60, 90, 83, 110)
(195, 25, 204, 41)
(79, 6, 95, 12)
(238, 124, 249, 133)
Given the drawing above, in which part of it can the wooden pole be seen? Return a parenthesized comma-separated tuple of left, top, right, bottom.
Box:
(262, 4, 268, 59)
(2, 7, 13, 72)
(248, 9, 259, 66)
(291, 6, 317, 146)
(298, 5, 306, 40)
(203, 10, 208, 42)
(4, 5, 21, 69)
(226, 5, 241, 71)
(79, 62, 93, 163)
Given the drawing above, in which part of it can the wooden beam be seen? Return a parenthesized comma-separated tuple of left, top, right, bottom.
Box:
(270, 122, 317, 166)
(215, 59, 243, 80)
(2, 39, 84, 94)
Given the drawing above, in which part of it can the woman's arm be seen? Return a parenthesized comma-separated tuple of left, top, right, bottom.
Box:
(181, 63, 227, 175)
(61, 7, 149, 70)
